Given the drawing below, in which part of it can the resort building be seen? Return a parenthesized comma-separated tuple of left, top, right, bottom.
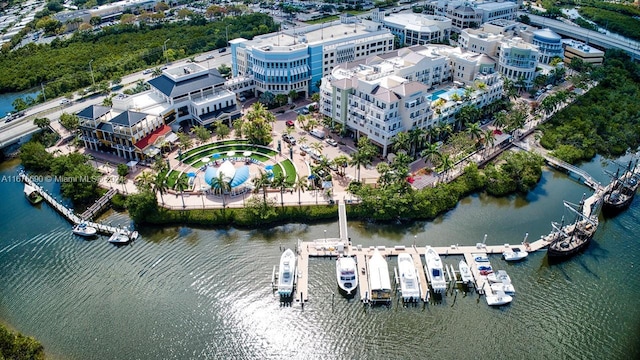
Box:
(77, 105, 171, 160)
(496, 37, 539, 88)
(428, 0, 518, 32)
(371, 9, 452, 46)
(319, 45, 504, 156)
(563, 40, 605, 67)
(230, 15, 394, 97)
(459, 28, 504, 56)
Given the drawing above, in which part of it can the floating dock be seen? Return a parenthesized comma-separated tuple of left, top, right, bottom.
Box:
(19, 171, 138, 240)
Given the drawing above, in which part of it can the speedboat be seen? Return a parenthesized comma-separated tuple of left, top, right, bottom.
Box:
(503, 247, 528, 262)
(368, 249, 391, 304)
(459, 260, 474, 284)
(108, 231, 132, 245)
(490, 282, 515, 295)
(397, 253, 420, 302)
(424, 246, 446, 293)
(278, 249, 296, 297)
(336, 255, 358, 295)
(487, 270, 511, 284)
(473, 254, 489, 262)
(72, 223, 97, 237)
(485, 290, 513, 306)
(477, 265, 493, 271)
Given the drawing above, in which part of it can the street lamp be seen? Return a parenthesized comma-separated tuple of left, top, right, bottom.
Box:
(225, 24, 230, 48)
(88, 59, 95, 87)
(163, 38, 170, 64)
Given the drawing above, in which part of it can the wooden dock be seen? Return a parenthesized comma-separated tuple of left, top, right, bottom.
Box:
(79, 188, 117, 220)
(19, 171, 138, 240)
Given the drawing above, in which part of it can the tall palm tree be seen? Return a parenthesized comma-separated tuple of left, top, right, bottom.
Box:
(421, 143, 441, 168)
(493, 111, 508, 130)
(333, 155, 350, 177)
(310, 141, 324, 156)
(152, 172, 168, 205)
(271, 172, 291, 207)
(466, 122, 483, 144)
(175, 175, 189, 209)
(407, 128, 424, 157)
(252, 170, 271, 203)
(482, 129, 495, 155)
(135, 171, 154, 191)
(391, 131, 410, 153)
(293, 176, 308, 206)
(349, 151, 371, 182)
(209, 172, 231, 208)
(440, 153, 453, 181)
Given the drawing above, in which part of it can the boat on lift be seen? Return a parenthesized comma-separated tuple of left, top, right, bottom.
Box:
(485, 290, 513, 306)
(487, 270, 511, 284)
(368, 249, 391, 304)
(458, 260, 474, 285)
(397, 253, 420, 302)
(277, 248, 297, 297)
(490, 281, 515, 295)
(424, 246, 446, 293)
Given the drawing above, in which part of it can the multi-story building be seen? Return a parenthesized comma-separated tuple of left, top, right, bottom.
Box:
(528, 28, 563, 64)
(429, 0, 518, 32)
(320, 45, 504, 155)
(497, 37, 539, 88)
(230, 15, 394, 97)
(562, 40, 605, 67)
(475, 2, 517, 24)
(77, 105, 167, 160)
(371, 9, 452, 46)
(459, 27, 504, 55)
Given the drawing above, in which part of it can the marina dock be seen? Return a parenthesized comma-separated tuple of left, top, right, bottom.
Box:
(19, 171, 138, 240)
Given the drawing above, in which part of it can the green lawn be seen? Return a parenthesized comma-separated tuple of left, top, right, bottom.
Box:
(304, 15, 339, 24)
(278, 159, 297, 183)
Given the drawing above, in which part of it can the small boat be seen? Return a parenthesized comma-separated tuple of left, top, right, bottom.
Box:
(24, 183, 43, 205)
(368, 249, 391, 304)
(397, 253, 420, 302)
(503, 247, 528, 262)
(479, 269, 493, 276)
(72, 223, 97, 237)
(487, 270, 511, 284)
(485, 290, 513, 306)
(490, 282, 515, 295)
(474, 254, 489, 263)
(477, 265, 492, 271)
(424, 246, 446, 293)
(336, 255, 358, 295)
(458, 260, 474, 284)
(277, 249, 296, 297)
(108, 231, 132, 245)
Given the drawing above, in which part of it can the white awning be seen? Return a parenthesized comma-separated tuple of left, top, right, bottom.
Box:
(165, 132, 179, 144)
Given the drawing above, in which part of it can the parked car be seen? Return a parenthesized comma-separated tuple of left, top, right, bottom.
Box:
(285, 120, 295, 127)
(60, 99, 70, 105)
(206, 55, 215, 60)
(218, 47, 227, 53)
(238, 96, 246, 102)
(300, 144, 311, 153)
(325, 138, 338, 147)
(282, 134, 296, 145)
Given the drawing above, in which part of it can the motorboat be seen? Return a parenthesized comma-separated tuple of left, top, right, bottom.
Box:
(487, 270, 511, 284)
(336, 255, 358, 295)
(424, 246, 446, 293)
(503, 247, 528, 262)
(490, 282, 515, 295)
(458, 260, 474, 284)
(368, 249, 391, 304)
(477, 265, 492, 271)
(277, 249, 296, 297)
(108, 231, 132, 245)
(485, 290, 513, 306)
(24, 183, 43, 205)
(397, 253, 420, 302)
(72, 223, 97, 237)
(473, 254, 489, 263)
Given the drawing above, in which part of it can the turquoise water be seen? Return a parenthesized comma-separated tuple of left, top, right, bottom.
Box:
(430, 89, 447, 101)
(0, 156, 639, 359)
(0, 89, 40, 118)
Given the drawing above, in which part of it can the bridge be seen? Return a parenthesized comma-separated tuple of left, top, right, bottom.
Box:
(540, 153, 601, 190)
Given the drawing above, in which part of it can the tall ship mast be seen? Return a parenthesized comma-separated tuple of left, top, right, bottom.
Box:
(547, 197, 599, 259)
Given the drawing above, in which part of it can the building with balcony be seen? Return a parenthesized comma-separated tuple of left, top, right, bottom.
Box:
(371, 9, 452, 46)
(319, 45, 504, 155)
(497, 37, 539, 88)
(230, 15, 394, 97)
(528, 28, 563, 64)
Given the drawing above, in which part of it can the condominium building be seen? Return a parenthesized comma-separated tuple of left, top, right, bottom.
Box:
(320, 45, 504, 155)
(529, 28, 563, 64)
(371, 9, 452, 46)
(428, 0, 518, 32)
(497, 37, 539, 88)
(230, 15, 394, 97)
(459, 27, 504, 55)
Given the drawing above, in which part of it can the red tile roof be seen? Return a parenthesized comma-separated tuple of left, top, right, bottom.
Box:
(134, 125, 172, 150)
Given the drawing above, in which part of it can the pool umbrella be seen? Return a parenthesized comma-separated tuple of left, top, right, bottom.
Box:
(227, 151, 236, 157)
(243, 151, 251, 157)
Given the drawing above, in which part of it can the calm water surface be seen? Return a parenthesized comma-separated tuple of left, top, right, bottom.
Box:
(0, 156, 639, 360)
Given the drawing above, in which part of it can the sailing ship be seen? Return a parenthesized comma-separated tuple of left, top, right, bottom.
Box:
(547, 199, 598, 259)
(603, 162, 639, 211)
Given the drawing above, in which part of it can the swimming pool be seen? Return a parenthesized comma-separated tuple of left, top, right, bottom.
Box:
(430, 89, 447, 101)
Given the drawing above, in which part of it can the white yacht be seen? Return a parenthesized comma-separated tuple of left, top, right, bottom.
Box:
(490, 282, 515, 295)
(277, 249, 297, 297)
(336, 255, 358, 295)
(72, 223, 97, 237)
(108, 231, 131, 244)
(368, 249, 391, 304)
(487, 270, 511, 284)
(503, 247, 528, 262)
(485, 290, 513, 306)
(458, 260, 474, 285)
(424, 246, 447, 293)
(397, 253, 420, 302)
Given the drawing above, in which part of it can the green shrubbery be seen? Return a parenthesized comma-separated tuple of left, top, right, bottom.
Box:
(0, 324, 44, 360)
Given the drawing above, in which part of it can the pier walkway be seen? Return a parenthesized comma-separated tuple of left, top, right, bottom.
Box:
(19, 171, 137, 239)
(79, 188, 117, 220)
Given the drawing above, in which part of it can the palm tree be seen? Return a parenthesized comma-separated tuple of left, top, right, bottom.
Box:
(421, 143, 441, 168)
(407, 128, 424, 157)
(333, 155, 350, 177)
(310, 141, 324, 156)
(252, 170, 271, 203)
(175, 175, 189, 209)
(271, 172, 291, 207)
(298, 136, 308, 148)
(297, 114, 307, 130)
(152, 67, 162, 77)
(440, 153, 453, 181)
(293, 176, 308, 206)
(288, 90, 298, 104)
(466, 122, 483, 144)
(482, 129, 495, 155)
(349, 151, 371, 182)
(209, 172, 231, 208)
(391, 131, 410, 153)
(135, 171, 154, 191)
(152, 172, 168, 205)
(493, 111, 508, 130)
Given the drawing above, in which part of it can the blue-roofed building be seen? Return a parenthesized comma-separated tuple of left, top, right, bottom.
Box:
(531, 28, 563, 64)
(230, 15, 394, 97)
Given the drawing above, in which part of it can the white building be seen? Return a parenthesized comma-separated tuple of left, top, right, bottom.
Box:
(497, 37, 539, 88)
(459, 27, 504, 56)
(371, 9, 452, 46)
(429, 0, 519, 32)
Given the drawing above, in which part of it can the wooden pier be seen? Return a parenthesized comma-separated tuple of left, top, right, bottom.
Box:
(19, 171, 138, 240)
(79, 188, 117, 220)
